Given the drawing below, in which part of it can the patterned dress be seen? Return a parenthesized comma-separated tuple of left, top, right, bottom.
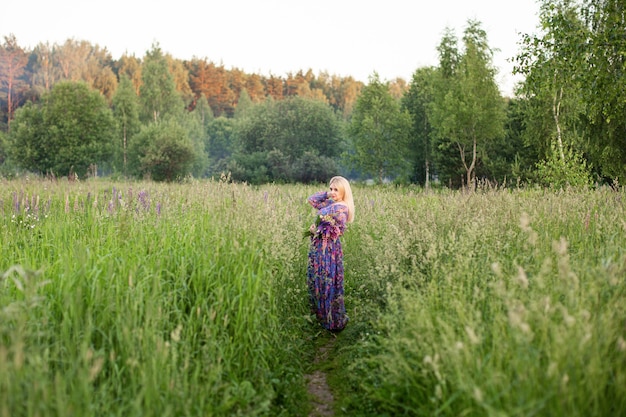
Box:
(307, 191, 349, 331)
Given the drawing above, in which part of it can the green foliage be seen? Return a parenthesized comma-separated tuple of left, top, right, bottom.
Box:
(139, 43, 184, 123)
(347, 73, 412, 183)
(193, 93, 214, 128)
(234, 88, 253, 119)
(429, 20, 506, 188)
(7, 81, 115, 177)
(231, 96, 342, 183)
(205, 116, 236, 175)
(291, 151, 338, 184)
(492, 98, 540, 184)
(177, 110, 210, 178)
(111, 74, 141, 175)
(536, 141, 592, 188)
(513, 0, 626, 182)
(128, 120, 196, 181)
(402, 67, 436, 185)
(578, 0, 626, 180)
(225, 151, 269, 184)
(0, 129, 7, 164)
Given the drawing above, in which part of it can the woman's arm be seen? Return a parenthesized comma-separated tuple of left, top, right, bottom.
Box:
(307, 191, 331, 209)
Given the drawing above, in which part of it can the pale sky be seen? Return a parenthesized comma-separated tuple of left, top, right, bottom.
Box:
(2, 0, 540, 96)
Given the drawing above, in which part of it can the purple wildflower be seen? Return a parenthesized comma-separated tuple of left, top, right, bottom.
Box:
(138, 190, 149, 211)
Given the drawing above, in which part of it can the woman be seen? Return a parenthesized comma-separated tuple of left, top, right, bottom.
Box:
(306, 176, 355, 331)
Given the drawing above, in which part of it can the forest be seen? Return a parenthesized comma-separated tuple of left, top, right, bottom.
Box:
(0, 0, 624, 187)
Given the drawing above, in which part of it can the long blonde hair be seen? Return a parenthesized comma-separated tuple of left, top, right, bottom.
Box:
(330, 176, 355, 223)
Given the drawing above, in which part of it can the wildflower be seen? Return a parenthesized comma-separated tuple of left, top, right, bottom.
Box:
(138, 190, 150, 211)
(304, 213, 342, 252)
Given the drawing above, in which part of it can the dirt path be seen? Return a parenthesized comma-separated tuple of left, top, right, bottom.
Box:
(304, 336, 336, 417)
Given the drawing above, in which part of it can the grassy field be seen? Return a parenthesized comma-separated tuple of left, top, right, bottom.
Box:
(1, 178, 625, 416)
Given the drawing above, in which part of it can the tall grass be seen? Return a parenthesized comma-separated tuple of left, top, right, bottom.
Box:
(0, 178, 312, 416)
(2, 179, 625, 416)
(336, 186, 626, 416)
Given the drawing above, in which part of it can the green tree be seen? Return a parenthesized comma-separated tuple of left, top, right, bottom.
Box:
(234, 88, 253, 119)
(233, 96, 342, 183)
(206, 116, 236, 176)
(579, 0, 626, 181)
(515, 0, 590, 185)
(430, 21, 506, 188)
(347, 73, 412, 183)
(128, 119, 195, 181)
(402, 66, 436, 186)
(8, 81, 115, 176)
(180, 107, 210, 177)
(485, 98, 539, 184)
(193, 93, 214, 129)
(0, 128, 9, 170)
(291, 151, 339, 183)
(139, 43, 184, 123)
(111, 74, 140, 175)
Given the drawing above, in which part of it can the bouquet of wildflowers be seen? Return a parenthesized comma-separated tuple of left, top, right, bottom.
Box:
(304, 214, 342, 251)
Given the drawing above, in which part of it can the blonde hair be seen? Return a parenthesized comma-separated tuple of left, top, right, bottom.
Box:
(330, 176, 355, 223)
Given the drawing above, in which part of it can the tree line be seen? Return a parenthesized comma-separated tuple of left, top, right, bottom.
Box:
(1, 0, 624, 187)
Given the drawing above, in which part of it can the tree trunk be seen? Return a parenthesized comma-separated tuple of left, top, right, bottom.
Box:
(467, 135, 477, 190)
(552, 79, 565, 162)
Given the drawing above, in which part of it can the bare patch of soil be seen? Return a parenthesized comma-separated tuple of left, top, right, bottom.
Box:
(304, 336, 336, 417)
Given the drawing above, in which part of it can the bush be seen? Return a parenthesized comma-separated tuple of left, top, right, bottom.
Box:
(536, 142, 592, 188)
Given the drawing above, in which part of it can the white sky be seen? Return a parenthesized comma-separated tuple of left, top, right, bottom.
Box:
(2, 0, 541, 97)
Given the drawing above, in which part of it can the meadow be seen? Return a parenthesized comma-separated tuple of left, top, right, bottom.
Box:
(1, 177, 625, 416)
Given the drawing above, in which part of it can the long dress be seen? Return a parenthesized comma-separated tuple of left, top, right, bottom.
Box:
(307, 191, 349, 331)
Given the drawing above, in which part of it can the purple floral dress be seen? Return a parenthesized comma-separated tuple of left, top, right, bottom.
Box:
(307, 191, 349, 331)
